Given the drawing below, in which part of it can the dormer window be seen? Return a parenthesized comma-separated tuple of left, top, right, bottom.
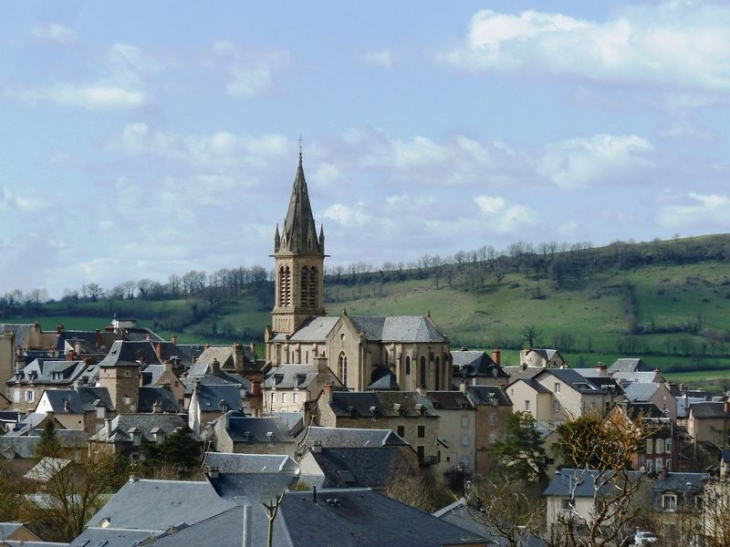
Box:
(151, 427, 166, 445)
(128, 427, 142, 446)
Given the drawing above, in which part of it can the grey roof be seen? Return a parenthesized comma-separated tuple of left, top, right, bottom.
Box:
(210, 473, 301, 504)
(219, 414, 295, 446)
(24, 457, 73, 482)
(192, 384, 243, 412)
(182, 370, 248, 396)
(286, 316, 339, 343)
(545, 368, 605, 394)
(7, 359, 88, 386)
(452, 350, 507, 380)
(328, 391, 438, 419)
(434, 498, 545, 547)
(543, 468, 644, 498)
(689, 401, 726, 418)
(84, 478, 237, 531)
(650, 472, 708, 495)
(349, 315, 449, 343)
(465, 385, 513, 406)
(278, 155, 324, 256)
(427, 391, 474, 411)
(203, 452, 299, 474)
(612, 371, 664, 384)
(608, 358, 654, 374)
(139, 385, 180, 413)
(623, 382, 660, 402)
(304, 446, 407, 488)
(297, 426, 408, 449)
(98, 340, 185, 368)
(509, 377, 551, 394)
(264, 364, 319, 390)
(71, 527, 155, 547)
(0, 437, 39, 459)
(367, 366, 399, 390)
(90, 414, 188, 443)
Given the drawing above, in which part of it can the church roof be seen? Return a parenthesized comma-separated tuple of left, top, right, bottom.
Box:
(276, 154, 324, 255)
(349, 316, 449, 343)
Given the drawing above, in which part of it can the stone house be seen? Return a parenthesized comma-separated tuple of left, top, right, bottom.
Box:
(427, 389, 476, 484)
(463, 384, 513, 475)
(686, 400, 730, 448)
(205, 411, 297, 455)
(451, 349, 509, 388)
(264, 357, 345, 414)
(519, 348, 566, 369)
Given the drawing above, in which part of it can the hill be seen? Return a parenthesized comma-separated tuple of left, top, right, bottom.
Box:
(2, 234, 730, 379)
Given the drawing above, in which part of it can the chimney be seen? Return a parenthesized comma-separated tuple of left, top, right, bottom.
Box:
(153, 400, 162, 414)
(242, 504, 252, 547)
(322, 382, 333, 403)
(164, 360, 173, 373)
(105, 418, 112, 438)
(66, 349, 75, 362)
(596, 362, 607, 374)
(233, 343, 244, 371)
(95, 329, 102, 349)
(314, 356, 328, 374)
(211, 358, 221, 375)
(171, 334, 177, 345)
(56, 323, 63, 334)
(74, 340, 82, 355)
(156, 343, 163, 360)
(460, 379, 468, 394)
(250, 376, 262, 398)
(491, 349, 501, 365)
(74, 378, 84, 390)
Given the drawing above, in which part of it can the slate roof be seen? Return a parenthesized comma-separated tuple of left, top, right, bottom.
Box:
(304, 446, 407, 488)
(203, 452, 299, 474)
(620, 402, 668, 421)
(612, 371, 664, 385)
(509, 377, 552, 394)
(434, 498, 545, 547)
(348, 315, 449, 343)
(24, 457, 73, 482)
(608, 358, 654, 374)
(90, 414, 187, 443)
(427, 391, 474, 411)
(138, 385, 180, 413)
(651, 472, 708, 496)
(286, 316, 339, 343)
(367, 366, 399, 390)
(543, 468, 644, 498)
(264, 364, 319, 390)
(689, 401, 727, 418)
(451, 350, 507, 381)
(546, 368, 605, 394)
(71, 527, 155, 547)
(1, 430, 88, 458)
(623, 382, 660, 402)
(464, 385, 513, 406)
(7, 359, 89, 386)
(328, 391, 438, 419)
(219, 414, 294, 446)
(98, 340, 186, 368)
(84, 478, 237, 531)
(297, 426, 408, 449)
(182, 370, 248, 396)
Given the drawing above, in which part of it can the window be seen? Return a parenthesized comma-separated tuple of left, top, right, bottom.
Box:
(554, 401, 561, 413)
(662, 494, 677, 512)
(646, 459, 653, 472)
(646, 439, 653, 454)
(338, 352, 348, 388)
(281, 393, 287, 404)
(461, 416, 469, 428)
(279, 266, 291, 307)
(96, 407, 106, 419)
(461, 435, 469, 447)
(293, 393, 299, 404)
(554, 383, 561, 393)
(524, 400, 531, 412)
(435, 356, 441, 389)
(417, 446, 424, 462)
(420, 357, 427, 388)
(665, 439, 672, 453)
(489, 433, 497, 444)
(489, 413, 497, 426)
(132, 432, 142, 446)
(397, 426, 405, 437)
(417, 426, 425, 438)
(25, 390, 34, 402)
(13, 390, 19, 403)
(405, 356, 411, 375)
(655, 438, 664, 454)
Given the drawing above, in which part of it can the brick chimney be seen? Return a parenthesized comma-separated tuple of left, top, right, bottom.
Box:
(105, 418, 112, 438)
(596, 362, 607, 375)
(250, 376, 261, 398)
(171, 334, 177, 345)
(95, 329, 102, 349)
(460, 379, 468, 394)
(233, 343, 244, 371)
(211, 358, 221, 375)
(491, 349, 501, 365)
(66, 349, 75, 361)
(322, 381, 333, 403)
(156, 343, 163, 360)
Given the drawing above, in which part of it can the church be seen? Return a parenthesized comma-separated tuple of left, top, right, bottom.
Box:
(264, 153, 453, 392)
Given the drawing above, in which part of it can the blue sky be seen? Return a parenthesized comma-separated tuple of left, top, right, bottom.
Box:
(1, 1, 729, 298)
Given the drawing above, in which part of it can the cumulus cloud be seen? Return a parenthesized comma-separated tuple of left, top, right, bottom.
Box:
(656, 192, 730, 229)
(363, 50, 394, 67)
(537, 134, 654, 190)
(323, 202, 371, 227)
(30, 23, 77, 45)
(474, 195, 537, 234)
(441, 4, 730, 94)
(211, 41, 286, 98)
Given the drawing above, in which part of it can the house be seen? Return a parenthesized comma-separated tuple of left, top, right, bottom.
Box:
(313, 384, 440, 465)
(204, 412, 296, 455)
(605, 402, 680, 473)
(187, 381, 244, 435)
(89, 413, 189, 463)
(6, 358, 90, 413)
(543, 468, 644, 535)
(264, 156, 452, 392)
(519, 348, 566, 369)
(462, 384, 513, 475)
(651, 472, 707, 513)
(622, 382, 678, 420)
(451, 349, 509, 388)
(608, 357, 654, 375)
(0, 523, 43, 543)
(195, 342, 262, 379)
(686, 400, 730, 448)
(35, 386, 115, 433)
(427, 389, 476, 485)
(263, 357, 345, 414)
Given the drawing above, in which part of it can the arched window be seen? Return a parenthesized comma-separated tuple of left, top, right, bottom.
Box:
(338, 352, 348, 388)
(420, 356, 427, 388)
(279, 266, 291, 307)
(301, 266, 309, 306)
(405, 356, 411, 375)
(435, 356, 441, 390)
(309, 267, 317, 307)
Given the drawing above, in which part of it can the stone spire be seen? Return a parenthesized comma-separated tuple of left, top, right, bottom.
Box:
(278, 152, 324, 255)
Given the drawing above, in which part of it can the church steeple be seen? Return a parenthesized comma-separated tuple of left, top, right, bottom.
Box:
(270, 153, 326, 336)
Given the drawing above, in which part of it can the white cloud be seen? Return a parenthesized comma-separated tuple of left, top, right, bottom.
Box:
(656, 192, 730, 229)
(363, 50, 394, 67)
(537, 134, 654, 190)
(441, 5, 730, 94)
(323, 203, 371, 227)
(211, 42, 286, 98)
(30, 23, 77, 45)
(474, 195, 537, 234)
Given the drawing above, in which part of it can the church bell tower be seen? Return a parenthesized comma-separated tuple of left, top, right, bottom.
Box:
(271, 152, 326, 336)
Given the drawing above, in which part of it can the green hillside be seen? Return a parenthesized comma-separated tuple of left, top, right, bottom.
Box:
(3, 235, 730, 381)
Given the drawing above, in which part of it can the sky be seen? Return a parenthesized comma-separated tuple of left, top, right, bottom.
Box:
(1, 1, 729, 299)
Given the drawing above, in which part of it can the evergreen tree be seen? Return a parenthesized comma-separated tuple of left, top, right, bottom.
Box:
(35, 418, 62, 460)
(490, 411, 547, 484)
(142, 426, 201, 478)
